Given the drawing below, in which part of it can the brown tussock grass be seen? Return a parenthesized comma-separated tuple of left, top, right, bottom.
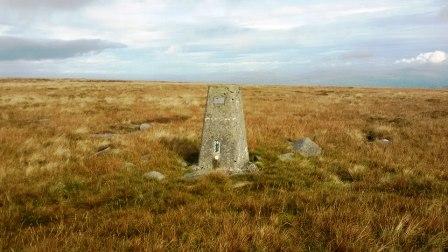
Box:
(0, 79, 447, 250)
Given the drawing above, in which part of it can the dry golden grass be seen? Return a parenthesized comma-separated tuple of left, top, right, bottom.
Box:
(0, 78, 447, 251)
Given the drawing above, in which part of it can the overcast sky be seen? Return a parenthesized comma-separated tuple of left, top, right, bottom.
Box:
(0, 0, 447, 87)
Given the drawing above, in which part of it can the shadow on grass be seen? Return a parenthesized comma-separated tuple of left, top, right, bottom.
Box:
(160, 137, 200, 165)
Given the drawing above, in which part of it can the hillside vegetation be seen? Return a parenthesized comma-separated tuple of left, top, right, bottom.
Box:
(0, 79, 447, 250)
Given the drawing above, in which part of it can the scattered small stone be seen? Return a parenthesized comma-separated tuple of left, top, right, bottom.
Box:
(278, 153, 295, 162)
(232, 181, 253, 189)
(292, 138, 322, 157)
(378, 138, 391, 144)
(144, 171, 165, 181)
(139, 123, 151, 131)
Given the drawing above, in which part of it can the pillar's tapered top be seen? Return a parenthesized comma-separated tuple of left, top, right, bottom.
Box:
(198, 85, 249, 172)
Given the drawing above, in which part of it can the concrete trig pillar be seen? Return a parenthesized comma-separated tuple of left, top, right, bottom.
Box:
(198, 85, 250, 172)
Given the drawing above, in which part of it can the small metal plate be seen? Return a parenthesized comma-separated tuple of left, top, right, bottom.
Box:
(213, 140, 221, 154)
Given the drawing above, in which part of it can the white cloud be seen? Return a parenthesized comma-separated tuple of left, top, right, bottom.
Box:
(0, 52, 130, 76)
(396, 51, 447, 64)
(58, 52, 130, 74)
(201, 60, 282, 72)
(0, 0, 96, 10)
(0, 0, 447, 86)
(274, 5, 395, 18)
(0, 25, 10, 35)
(231, 2, 400, 31)
(0, 36, 125, 61)
(165, 45, 182, 55)
(237, 19, 303, 31)
(441, 5, 448, 20)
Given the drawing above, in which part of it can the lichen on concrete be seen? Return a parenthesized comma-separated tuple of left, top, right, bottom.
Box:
(196, 85, 251, 173)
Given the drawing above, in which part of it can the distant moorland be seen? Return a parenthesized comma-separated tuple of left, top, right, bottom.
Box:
(0, 79, 447, 250)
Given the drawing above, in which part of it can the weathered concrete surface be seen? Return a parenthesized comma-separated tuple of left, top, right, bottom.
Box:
(197, 85, 250, 172)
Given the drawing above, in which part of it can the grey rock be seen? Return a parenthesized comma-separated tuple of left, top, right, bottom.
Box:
(144, 171, 165, 181)
(378, 138, 391, 144)
(292, 138, 322, 157)
(139, 123, 151, 131)
(278, 152, 295, 161)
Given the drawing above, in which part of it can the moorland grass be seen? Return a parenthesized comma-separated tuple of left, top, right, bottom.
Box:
(0, 79, 447, 250)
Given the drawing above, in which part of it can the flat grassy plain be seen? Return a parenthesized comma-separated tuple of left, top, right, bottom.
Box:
(0, 78, 447, 250)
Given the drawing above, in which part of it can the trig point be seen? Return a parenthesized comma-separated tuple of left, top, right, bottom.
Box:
(197, 85, 250, 173)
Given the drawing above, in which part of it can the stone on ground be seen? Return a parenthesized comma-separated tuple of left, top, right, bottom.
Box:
(144, 171, 165, 181)
(139, 123, 151, 131)
(378, 138, 391, 144)
(292, 138, 322, 157)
